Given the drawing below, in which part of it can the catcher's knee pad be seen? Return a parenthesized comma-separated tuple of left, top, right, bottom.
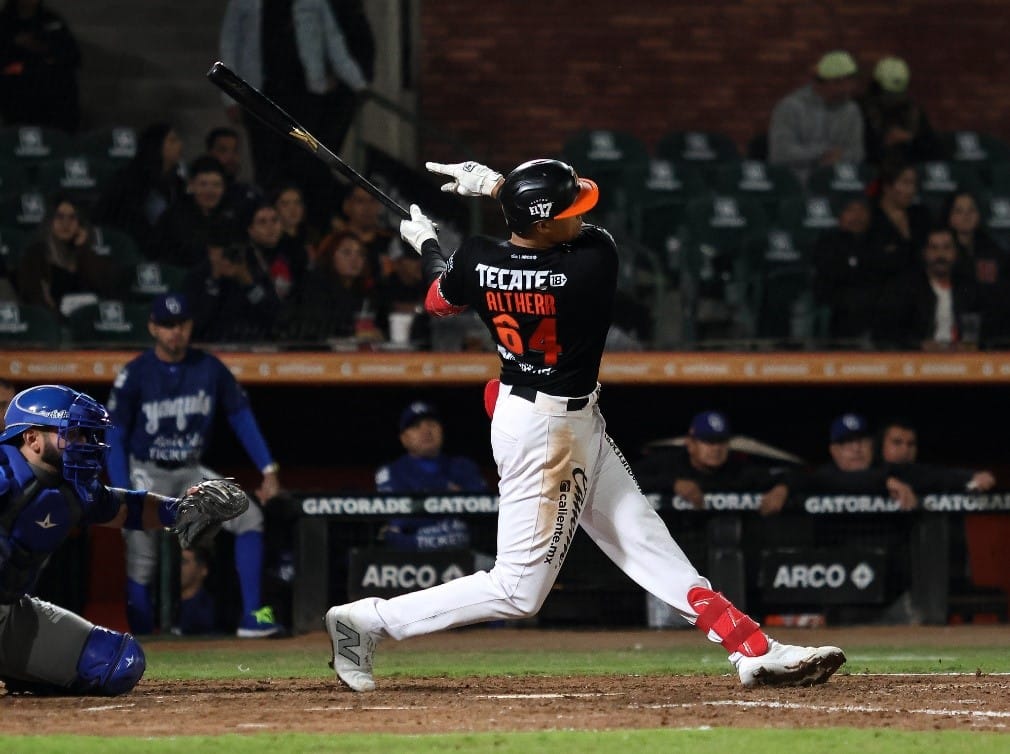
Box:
(74, 626, 146, 696)
(687, 587, 768, 657)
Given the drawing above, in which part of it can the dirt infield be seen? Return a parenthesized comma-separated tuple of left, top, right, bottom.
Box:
(3, 626, 1009, 736)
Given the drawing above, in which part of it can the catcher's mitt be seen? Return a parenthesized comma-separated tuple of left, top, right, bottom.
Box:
(171, 478, 250, 549)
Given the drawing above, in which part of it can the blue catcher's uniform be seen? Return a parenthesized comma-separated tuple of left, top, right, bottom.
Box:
(0, 385, 155, 696)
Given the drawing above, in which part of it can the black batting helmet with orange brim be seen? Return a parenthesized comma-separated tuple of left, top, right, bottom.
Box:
(498, 159, 599, 234)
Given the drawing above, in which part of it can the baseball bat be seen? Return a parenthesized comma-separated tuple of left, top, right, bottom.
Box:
(206, 61, 410, 219)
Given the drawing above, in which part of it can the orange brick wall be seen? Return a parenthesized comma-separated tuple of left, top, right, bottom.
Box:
(418, 1, 1010, 169)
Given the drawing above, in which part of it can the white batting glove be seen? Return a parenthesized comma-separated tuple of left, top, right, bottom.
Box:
(426, 161, 503, 197)
(399, 204, 438, 255)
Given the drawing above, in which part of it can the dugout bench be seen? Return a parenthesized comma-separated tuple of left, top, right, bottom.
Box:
(288, 490, 1010, 634)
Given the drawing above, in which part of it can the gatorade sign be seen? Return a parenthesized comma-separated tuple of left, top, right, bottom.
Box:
(758, 548, 886, 604)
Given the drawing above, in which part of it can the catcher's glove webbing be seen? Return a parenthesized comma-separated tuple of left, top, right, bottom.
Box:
(171, 478, 249, 549)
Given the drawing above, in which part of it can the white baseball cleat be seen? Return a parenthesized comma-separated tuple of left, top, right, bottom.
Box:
(734, 640, 846, 687)
(325, 603, 378, 692)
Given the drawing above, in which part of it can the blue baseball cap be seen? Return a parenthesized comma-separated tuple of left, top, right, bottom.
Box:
(399, 401, 440, 432)
(150, 293, 191, 325)
(689, 410, 732, 443)
(830, 413, 870, 443)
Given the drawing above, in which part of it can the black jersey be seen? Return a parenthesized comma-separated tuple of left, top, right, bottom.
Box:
(439, 224, 618, 396)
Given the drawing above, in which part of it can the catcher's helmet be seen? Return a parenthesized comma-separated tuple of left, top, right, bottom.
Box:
(0, 384, 112, 487)
(498, 159, 599, 234)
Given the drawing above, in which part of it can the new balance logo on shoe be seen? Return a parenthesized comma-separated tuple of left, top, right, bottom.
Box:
(335, 620, 362, 665)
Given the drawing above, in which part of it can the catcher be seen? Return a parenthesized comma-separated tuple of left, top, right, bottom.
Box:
(0, 384, 249, 696)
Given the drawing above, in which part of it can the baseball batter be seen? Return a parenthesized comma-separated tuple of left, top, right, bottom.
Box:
(0, 384, 247, 695)
(326, 159, 845, 691)
(107, 293, 282, 637)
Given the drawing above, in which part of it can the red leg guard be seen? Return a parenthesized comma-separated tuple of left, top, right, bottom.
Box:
(483, 379, 501, 419)
(688, 587, 768, 657)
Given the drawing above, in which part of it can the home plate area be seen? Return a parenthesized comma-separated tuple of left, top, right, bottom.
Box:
(2, 627, 1010, 736)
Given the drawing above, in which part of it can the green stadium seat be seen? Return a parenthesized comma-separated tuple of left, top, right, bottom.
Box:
(636, 159, 709, 277)
(128, 261, 188, 298)
(36, 154, 115, 206)
(940, 130, 1010, 164)
(806, 162, 875, 201)
(0, 127, 70, 187)
(776, 195, 840, 249)
(92, 225, 144, 266)
(712, 160, 803, 223)
(655, 130, 740, 185)
(743, 229, 819, 340)
(75, 126, 138, 163)
(0, 301, 63, 346)
(916, 160, 985, 216)
(67, 300, 151, 345)
(0, 189, 47, 229)
(0, 224, 28, 272)
(561, 129, 651, 229)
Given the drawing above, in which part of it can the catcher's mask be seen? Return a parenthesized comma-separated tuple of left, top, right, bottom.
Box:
(0, 384, 112, 488)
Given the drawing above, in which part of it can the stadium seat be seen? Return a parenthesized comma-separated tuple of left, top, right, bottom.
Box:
(655, 130, 740, 184)
(0, 189, 47, 229)
(92, 225, 144, 266)
(0, 156, 32, 197)
(561, 129, 651, 230)
(743, 229, 819, 341)
(636, 159, 708, 275)
(128, 262, 188, 298)
(0, 301, 63, 346)
(75, 126, 138, 163)
(0, 126, 70, 187)
(680, 194, 767, 343)
(940, 130, 1010, 164)
(36, 154, 115, 207)
(0, 224, 28, 272)
(712, 160, 803, 224)
(977, 191, 1010, 248)
(806, 162, 875, 201)
(68, 300, 151, 346)
(776, 195, 839, 250)
(916, 161, 985, 216)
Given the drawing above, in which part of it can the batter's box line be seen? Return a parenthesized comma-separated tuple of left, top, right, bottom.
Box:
(635, 699, 1010, 720)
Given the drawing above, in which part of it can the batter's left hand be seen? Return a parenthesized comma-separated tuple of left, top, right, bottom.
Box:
(256, 471, 281, 504)
(400, 204, 438, 255)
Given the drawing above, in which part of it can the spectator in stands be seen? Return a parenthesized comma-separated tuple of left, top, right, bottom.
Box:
(242, 199, 307, 302)
(94, 122, 186, 250)
(866, 158, 933, 275)
(877, 417, 996, 493)
(16, 195, 120, 317)
(769, 50, 864, 185)
(812, 195, 898, 340)
(874, 226, 983, 350)
(185, 240, 280, 342)
(319, 185, 393, 282)
(634, 410, 789, 511)
(218, 0, 368, 224)
(0, 378, 15, 429)
(762, 413, 918, 514)
(282, 230, 380, 342)
(375, 401, 488, 493)
(272, 183, 318, 267)
(173, 546, 218, 636)
(0, 0, 81, 131)
(374, 240, 425, 343)
(321, 0, 375, 155)
(150, 156, 238, 267)
(859, 56, 942, 167)
(205, 125, 261, 216)
(945, 191, 1010, 340)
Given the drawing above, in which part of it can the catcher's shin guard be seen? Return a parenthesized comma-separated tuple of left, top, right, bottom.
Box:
(73, 626, 146, 695)
(688, 587, 768, 657)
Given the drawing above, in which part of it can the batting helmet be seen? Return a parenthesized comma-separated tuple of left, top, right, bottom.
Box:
(498, 159, 599, 234)
(0, 384, 112, 487)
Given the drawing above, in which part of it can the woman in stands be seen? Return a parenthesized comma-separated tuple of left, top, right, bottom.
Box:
(16, 194, 118, 317)
(945, 191, 1010, 341)
(866, 158, 933, 276)
(93, 121, 185, 251)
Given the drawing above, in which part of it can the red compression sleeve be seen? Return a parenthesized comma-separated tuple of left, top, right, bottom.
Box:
(688, 587, 768, 657)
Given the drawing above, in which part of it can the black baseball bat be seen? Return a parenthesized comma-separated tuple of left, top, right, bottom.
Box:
(206, 61, 410, 219)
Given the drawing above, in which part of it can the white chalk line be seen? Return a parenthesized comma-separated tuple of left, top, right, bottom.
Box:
(637, 699, 1010, 720)
(475, 693, 623, 700)
(82, 703, 135, 712)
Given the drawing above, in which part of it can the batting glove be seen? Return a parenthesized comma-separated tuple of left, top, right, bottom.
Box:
(426, 161, 503, 197)
(400, 204, 438, 255)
